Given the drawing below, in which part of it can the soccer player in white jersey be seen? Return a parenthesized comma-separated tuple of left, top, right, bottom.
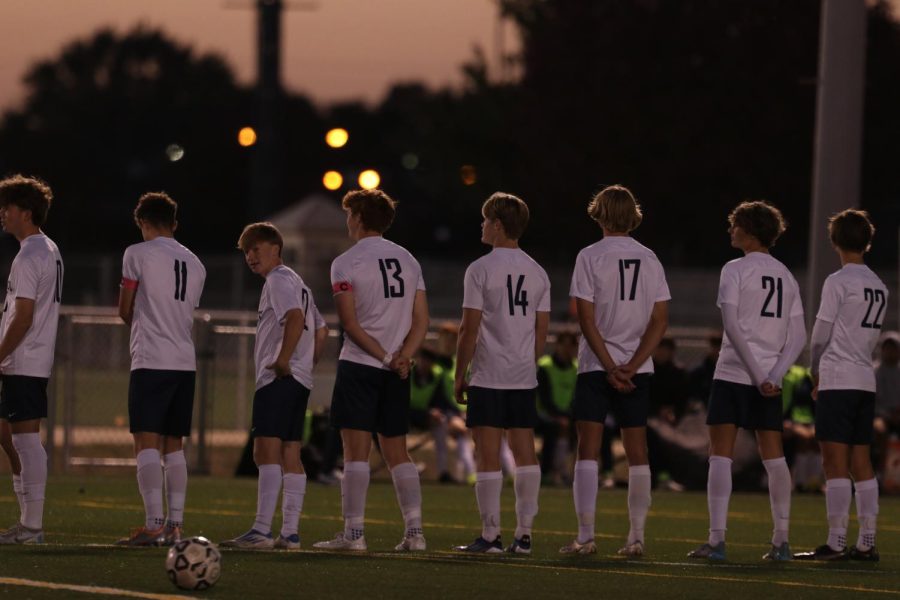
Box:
(222, 223, 328, 550)
(313, 189, 429, 552)
(560, 185, 670, 557)
(688, 201, 806, 561)
(116, 192, 206, 546)
(452, 192, 551, 554)
(794, 210, 887, 562)
(0, 176, 62, 545)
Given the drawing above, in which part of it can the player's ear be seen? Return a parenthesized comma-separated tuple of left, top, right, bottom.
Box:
(172, 220, 178, 233)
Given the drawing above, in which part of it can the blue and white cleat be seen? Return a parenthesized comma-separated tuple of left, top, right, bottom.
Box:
(312, 532, 367, 551)
(687, 541, 726, 561)
(274, 533, 301, 550)
(454, 536, 504, 553)
(220, 528, 274, 550)
(506, 535, 532, 555)
(0, 523, 44, 545)
(762, 542, 792, 561)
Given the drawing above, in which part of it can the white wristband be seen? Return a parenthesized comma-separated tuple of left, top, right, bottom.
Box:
(382, 352, 393, 366)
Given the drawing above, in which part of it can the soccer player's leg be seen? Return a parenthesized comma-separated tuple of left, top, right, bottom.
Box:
(794, 439, 851, 561)
(222, 435, 280, 549)
(0, 418, 24, 533)
(160, 371, 194, 545)
(314, 361, 378, 551)
(849, 394, 879, 561)
(616, 375, 652, 557)
(505, 389, 540, 555)
(560, 372, 607, 555)
(757, 427, 792, 560)
(276, 381, 310, 550)
(118, 369, 169, 546)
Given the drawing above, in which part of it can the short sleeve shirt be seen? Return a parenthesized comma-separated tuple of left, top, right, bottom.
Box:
(463, 247, 551, 389)
(122, 237, 206, 371)
(569, 237, 670, 374)
(816, 264, 888, 392)
(330, 236, 425, 369)
(0, 234, 63, 377)
(255, 265, 320, 390)
(714, 252, 804, 385)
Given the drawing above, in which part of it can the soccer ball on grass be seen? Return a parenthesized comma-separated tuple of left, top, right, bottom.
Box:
(165, 536, 222, 591)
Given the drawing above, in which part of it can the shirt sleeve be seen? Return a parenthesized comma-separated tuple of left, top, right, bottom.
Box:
(414, 258, 426, 291)
(654, 259, 672, 302)
(462, 263, 484, 311)
(121, 246, 141, 286)
(313, 304, 326, 329)
(14, 256, 40, 300)
(569, 251, 594, 301)
(815, 277, 840, 323)
(330, 256, 353, 295)
(268, 276, 302, 323)
(716, 263, 740, 308)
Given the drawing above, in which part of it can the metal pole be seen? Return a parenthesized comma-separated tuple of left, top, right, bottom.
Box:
(806, 0, 867, 325)
(63, 316, 75, 472)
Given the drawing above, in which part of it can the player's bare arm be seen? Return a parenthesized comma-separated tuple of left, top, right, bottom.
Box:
(534, 310, 550, 362)
(620, 300, 669, 379)
(575, 297, 632, 392)
(334, 290, 390, 363)
(266, 307, 304, 378)
(118, 282, 137, 326)
(313, 324, 328, 365)
(0, 297, 35, 365)
(454, 307, 482, 404)
(393, 290, 429, 379)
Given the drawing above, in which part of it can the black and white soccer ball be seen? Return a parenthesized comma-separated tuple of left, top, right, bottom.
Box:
(165, 536, 222, 591)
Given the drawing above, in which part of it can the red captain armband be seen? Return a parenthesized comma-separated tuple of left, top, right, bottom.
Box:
(332, 281, 353, 295)
(121, 277, 139, 290)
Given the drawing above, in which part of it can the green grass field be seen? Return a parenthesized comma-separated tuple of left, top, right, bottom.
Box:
(1, 475, 898, 599)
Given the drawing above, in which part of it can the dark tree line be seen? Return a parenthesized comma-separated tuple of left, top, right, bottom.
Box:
(0, 2, 898, 269)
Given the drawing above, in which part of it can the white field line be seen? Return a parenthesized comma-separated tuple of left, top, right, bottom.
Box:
(0, 576, 192, 600)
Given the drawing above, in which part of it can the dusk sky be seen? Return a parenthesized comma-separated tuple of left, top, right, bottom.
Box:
(0, 0, 516, 111)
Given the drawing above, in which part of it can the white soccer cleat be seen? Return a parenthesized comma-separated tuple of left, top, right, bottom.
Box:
(274, 533, 301, 550)
(312, 532, 367, 551)
(617, 541, 644, 557)
(559, 539, 597, 555)
(395, 533, 427, 551)
(220, 528, 274, 550)
(0, 523, 44, 545)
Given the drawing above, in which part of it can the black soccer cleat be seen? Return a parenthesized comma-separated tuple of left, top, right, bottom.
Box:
(454, 536, 504, 553)
(848, 545, 880, 562)
(792, 544, 849, 561)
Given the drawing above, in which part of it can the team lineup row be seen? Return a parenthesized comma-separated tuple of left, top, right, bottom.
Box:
(0, 175, 887, 563)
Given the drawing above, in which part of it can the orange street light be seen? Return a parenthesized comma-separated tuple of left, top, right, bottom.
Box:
(238, 127, 257, 147)
(323, 170, 343, 191)
(325, 128, 349, 148)
(358, 169, 380, 190)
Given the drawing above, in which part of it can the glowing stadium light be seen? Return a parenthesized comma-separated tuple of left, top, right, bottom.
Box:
(460, 165, 477, 185)
(358, 169, 380, 190)
(325, 128, 349, 148)
(323, 170, 343, 191)
(238, 127, 257, 147)
(166, 144, 184, 162)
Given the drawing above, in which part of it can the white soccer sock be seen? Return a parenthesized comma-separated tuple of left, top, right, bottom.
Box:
(252, 464, 283, 534)
(280, 473, 307, 538)
(707, 455, 732, 545)
(627, 464, 652, 545)
(553, 438, 570, 476)
(762, 457, 791, 546)
(12, 434, 46, 530)
(163, 450, 188, 527)
(391, 461, 423, 536)
(135, 448, 164, 530)
(456, 435, 475, 477)
(500, 440, 516, 475)
(854, 478, 879, 551)
(825, 478, 851, 551)
(573, 459, 598, 543)
(12, 474, 24, 516)
(432, 421, 449, 474)
(342, 461, 370, 539)
(514, 465, 541, 538)
(475, 471, 503, 541)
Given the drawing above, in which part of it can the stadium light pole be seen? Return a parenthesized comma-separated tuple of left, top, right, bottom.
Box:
(806, 0, 867, 330)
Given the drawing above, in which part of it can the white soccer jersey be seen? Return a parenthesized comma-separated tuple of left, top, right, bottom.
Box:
(331, 236, 425, 369)
(570, 236, 670, 374)
(463, 247, 551, 389)
(122, 237, 206, 371)
(816, 264, 888, 392)
(0, 234, 63, 377)
(714, 252, 804, 385)
(255, 265, 320, 390)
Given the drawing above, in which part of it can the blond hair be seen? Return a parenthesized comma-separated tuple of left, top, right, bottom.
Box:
(482, 192, 530, 240)
(587, 185, 642, 233)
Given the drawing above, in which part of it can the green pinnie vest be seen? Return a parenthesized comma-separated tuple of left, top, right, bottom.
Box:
(538, 354, 578, 412)
(410, 363, 445, 411)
